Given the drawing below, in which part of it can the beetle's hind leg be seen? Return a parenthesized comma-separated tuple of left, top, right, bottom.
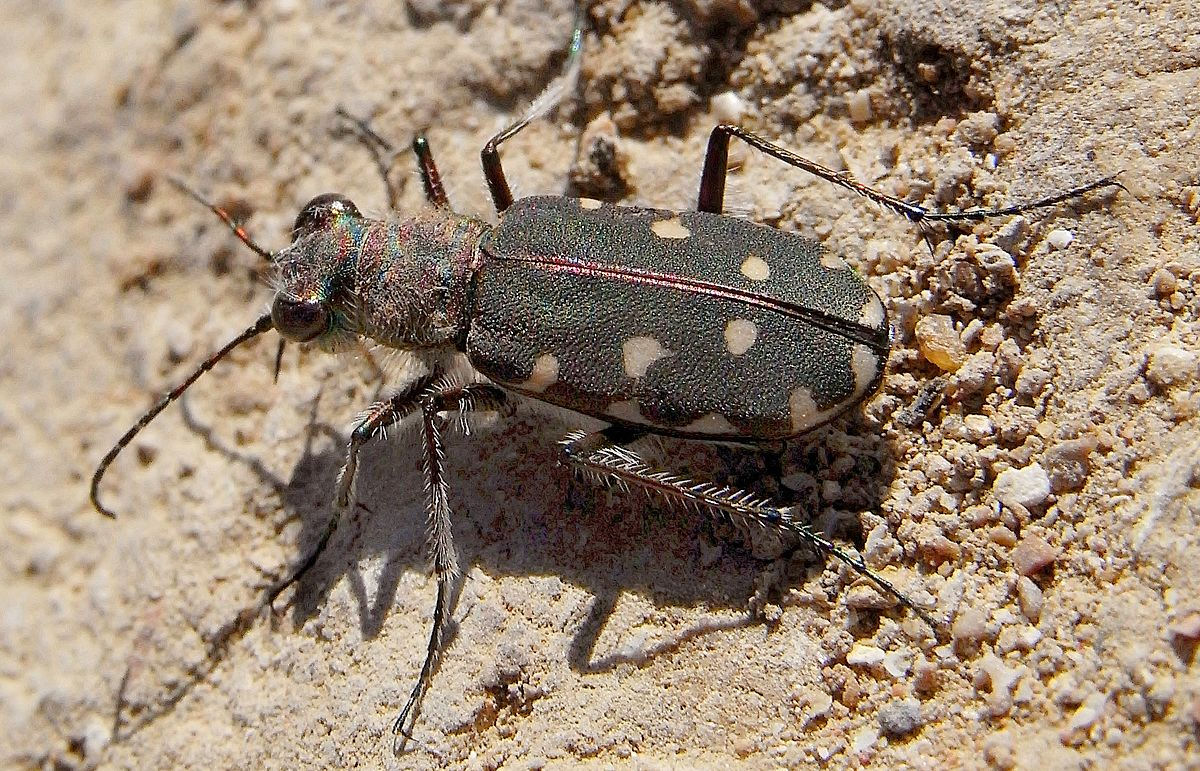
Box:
(559, 427, 938, 629)
(696, 123, 1122, 223)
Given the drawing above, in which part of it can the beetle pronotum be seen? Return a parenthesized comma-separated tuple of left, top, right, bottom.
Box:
(91, 19, 1119, 749)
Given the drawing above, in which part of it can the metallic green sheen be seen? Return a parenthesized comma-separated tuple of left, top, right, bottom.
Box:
(465, 196, 889, 440)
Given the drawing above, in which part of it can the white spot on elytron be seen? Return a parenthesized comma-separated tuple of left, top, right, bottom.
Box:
(788, 386, 838, 433)
(740, 254, 770, 281)
(622, 336, 672, 378)
(651, 217, 690, 239)
(606, 399, 656, 426)
(723, 318, 759, 355)
(820, 253, 849, 270)
(851, 344, 879, 394)
(518, 353, 559, 392)
(578, 197, 603, 210)
(683, 413, 739, 435)
(859, 295, 885, 330)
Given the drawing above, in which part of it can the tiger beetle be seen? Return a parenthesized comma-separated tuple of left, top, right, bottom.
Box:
(90, 20, 1120, 750)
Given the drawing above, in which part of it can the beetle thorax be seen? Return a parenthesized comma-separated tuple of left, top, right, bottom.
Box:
(273, 207, 489, 352)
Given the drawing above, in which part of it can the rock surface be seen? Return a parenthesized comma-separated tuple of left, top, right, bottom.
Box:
(2, 0, 1197, 768)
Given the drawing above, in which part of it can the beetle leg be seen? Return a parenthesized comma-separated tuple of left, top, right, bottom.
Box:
(481, 20, 584, 214)
(332, 109, 451, 210)
(392, 380, 508, 751)
(559, 427, 938, 629)
(697, 123, 1122, 223)
(333, 107, 411, 212)
(412, 135, 451, 209)
(265, 374, 440, 607)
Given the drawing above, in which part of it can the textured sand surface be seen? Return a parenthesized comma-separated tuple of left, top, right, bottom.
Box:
(2, 1, 1198, 768)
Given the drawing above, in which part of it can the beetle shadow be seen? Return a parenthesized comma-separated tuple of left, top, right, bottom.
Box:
(283, 399, 899, 673)
(168, 393, 898, 694)
(112, 393, 353, 740)
(174, 386, 423, 639)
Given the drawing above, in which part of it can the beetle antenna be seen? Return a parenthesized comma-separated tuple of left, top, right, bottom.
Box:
(90, 313, 275, 518)
(166, 175, 276, 261)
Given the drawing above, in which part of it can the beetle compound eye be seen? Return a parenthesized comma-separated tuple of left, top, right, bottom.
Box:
(292, 193, 361, 240)
(271, 294, 330, 342)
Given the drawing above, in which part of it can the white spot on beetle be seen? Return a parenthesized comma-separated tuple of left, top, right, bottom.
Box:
(723, 318, 759, 355)
(651, 217, 690, 239)
(859, 295, 885, 330)
(789, 386, 838, 433)
(852, 344, 880, 394)
(518, 353, 559, 392)
(622, 336, 672, 378)
(821, 253, 849, 270)
(740, 254, 770, 281)
(606, 399, 655, 426)
(578, 197, 603, 210)
(683, 413, 739, 435)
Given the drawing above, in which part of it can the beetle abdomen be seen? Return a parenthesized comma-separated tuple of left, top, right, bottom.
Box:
(466, 196, 889, 440)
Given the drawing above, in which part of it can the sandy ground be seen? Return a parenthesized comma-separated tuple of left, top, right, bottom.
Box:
(2, 0, 1198, 768)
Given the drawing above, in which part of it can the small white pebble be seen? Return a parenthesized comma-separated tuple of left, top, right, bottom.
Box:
(952, 607, 988, 644)
(883, 650, 912, 677)
(1046, 229, 1074, 250)
(964, 414, 994, 440)
(1146, 344, 1198, 387)
(993, 463, 1051, 509)
(847, 643, 887, 666)
(1016, 575, 1044, 620)
(1068, 693, 1107, 731)
(712, 91, 746, 124)
(851, 725, 880, 753)
(848, 90, 872, 122)
(978, 654, 1020, 716)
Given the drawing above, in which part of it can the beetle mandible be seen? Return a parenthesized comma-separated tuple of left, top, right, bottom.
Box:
(90, 21, 1120, 748)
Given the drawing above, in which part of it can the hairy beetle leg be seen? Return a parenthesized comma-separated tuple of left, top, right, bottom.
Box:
(559, 427, 939, 630)
(265, 375, 437, 607)
(391, 380, 507, 749)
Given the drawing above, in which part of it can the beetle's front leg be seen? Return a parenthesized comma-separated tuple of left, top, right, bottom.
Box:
(559, 426, 937, 628)
(392, 380, 508, 751)
(266, 374, 440, 606)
